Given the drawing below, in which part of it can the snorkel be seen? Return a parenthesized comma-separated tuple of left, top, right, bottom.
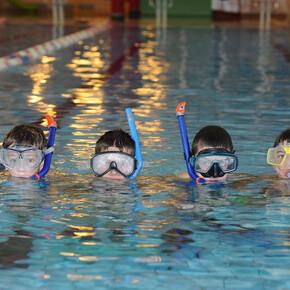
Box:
(32, 115, 57, 180)
(125, 108, 142, 179)
(176, 102, 205, 183)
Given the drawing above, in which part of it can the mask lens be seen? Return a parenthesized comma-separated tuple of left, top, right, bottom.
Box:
(91, 152, 136, 177)
(267, 147, 288, 166)
(22, 150, 43, 168)
(193, 153, 238, 174)
(1, 149, 19, 169)
(0, 149, 43, 169)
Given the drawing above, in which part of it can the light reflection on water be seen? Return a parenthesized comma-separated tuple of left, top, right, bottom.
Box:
(0, 24, 289, 288)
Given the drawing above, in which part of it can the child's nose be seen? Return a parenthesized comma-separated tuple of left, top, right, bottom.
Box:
(16, 159, 27, 172)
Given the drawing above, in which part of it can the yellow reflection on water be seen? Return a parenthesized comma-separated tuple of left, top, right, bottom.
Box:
(137, 244, 159, 247)
(26, 56, 58, 117)
(67, 274, 102, 281)
(60, 252, 77, 257)
(61, 44, 107, 156)
(50, 219, 67, 225)
(82, 242, 98, 245)
(68, 213, 89, 218)
(42, 56, 55, 64)
(28, 95, 43, 103)
(68, 225, 94, 231)
(120, 36, 170, 147)
(27, 57, 54, 96)
(73, 232, 95, 237)
(78, 256, 99, 261)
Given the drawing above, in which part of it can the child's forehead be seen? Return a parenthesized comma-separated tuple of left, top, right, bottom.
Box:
(9, 143, 36, 150)
(102, 146, 133, 155)
(196, 144, 230, 153)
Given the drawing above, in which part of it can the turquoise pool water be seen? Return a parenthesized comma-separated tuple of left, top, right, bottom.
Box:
(0, 23, 289, 289)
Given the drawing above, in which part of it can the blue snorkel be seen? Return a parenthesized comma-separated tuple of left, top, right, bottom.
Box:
(176, 102, 205, 183)
(32, 115, 57, 180)
(125, 108, 142, 179)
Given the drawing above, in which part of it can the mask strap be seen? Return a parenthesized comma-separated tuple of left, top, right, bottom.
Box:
(44, 147, 54, 155)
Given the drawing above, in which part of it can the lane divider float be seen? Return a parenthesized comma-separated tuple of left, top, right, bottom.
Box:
(0, 20, 111, 71)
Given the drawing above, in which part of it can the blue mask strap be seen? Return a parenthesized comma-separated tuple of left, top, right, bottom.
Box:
(176, 102, 204, 183)
(32, 115, 57, 180)
(125, 108, 142, 179)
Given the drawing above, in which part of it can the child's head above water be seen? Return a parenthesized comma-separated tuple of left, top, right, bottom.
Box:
(91, 129, 136, 180)
(267, 128, 290, 179)
(191, 125, 238, 181)
(1, 124, 47, 178)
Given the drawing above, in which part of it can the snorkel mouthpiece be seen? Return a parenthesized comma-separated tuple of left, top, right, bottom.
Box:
(31, 115, 57, 180)
(176, 102, 205, 183)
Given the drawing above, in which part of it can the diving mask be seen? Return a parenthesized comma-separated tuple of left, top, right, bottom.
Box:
(0, 147, 45, 170)
(267, 146, 290, 166)
(90, 151, 137, 178)
(191, 148, 238, 178)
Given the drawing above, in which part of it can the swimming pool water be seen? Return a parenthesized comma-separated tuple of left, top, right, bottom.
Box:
(0, 23, 289, 289)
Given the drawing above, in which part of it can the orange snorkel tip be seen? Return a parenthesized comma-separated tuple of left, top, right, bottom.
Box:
(46, 115, 57, 128)
(176, 102, 187, 116)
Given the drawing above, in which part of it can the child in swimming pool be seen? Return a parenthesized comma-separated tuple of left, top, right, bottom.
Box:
(179, 125, 238, 182)
(0, 124, 47, 178)
(267, 128, 290, 179)
(90, 129, 137, 181)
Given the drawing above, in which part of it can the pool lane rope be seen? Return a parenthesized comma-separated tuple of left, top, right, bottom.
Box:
(0, 20, 111, 71)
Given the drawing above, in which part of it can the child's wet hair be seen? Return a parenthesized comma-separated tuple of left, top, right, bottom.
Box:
(191, 125, 234, 155)
(2, 124, 47, 150)
(273, 128, 290, 147)
(95, 129, 135, 155)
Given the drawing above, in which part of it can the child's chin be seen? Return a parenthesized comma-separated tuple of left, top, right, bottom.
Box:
(11, 174, 32, 179)
(203, 176, 227, 182)
(103, 175, 126, 181)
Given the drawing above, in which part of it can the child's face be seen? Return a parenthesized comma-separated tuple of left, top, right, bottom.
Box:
(273, 141, 290, 179)
(99, 146, 133, 180)
(3, 146, 43, 178)
(194, 145, 231, 182)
